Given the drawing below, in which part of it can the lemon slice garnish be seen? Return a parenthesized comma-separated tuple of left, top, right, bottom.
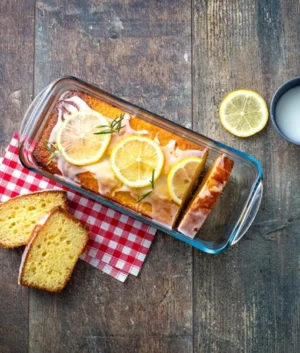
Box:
(56, 110, 111, 166)
(110, 136, 164, 188)
(167, 156, 205, 205)
(219, 89, 269, 137)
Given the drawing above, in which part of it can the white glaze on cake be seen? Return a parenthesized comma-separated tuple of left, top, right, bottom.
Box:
(48, 92, 207, 227)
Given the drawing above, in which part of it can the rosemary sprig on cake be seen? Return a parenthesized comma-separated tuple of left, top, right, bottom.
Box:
(44, 140, 59, 165)
(136, 170, 156, 203)
(94, 113, 125, 135)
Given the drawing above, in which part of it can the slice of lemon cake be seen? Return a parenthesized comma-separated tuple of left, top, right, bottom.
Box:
(177, 155, 234, 238)
(19, 206, 89, 292)
(0, 190, 67, 248)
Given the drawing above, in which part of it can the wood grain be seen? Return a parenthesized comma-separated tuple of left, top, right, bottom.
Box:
(30, 1, 193, 352)
(29, 238, 193, 353)
(193, 0, 300, 352)
(2, 1, 300, 352)
(0, 0, 35, 152)
(0, 1, 34, 352)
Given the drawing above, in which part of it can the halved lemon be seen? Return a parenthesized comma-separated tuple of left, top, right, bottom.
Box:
(219, 89, 269, 137)
(167, 156, 205, 205)
(110, 136, 164, 188)
(56, 110, 111, 166)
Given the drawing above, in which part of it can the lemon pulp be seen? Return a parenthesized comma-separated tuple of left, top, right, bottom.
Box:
(110, 136, 164, 188)
(167, 156, 205, 205)
(219, 89, 268, 137)
(56, 110, 111, 166)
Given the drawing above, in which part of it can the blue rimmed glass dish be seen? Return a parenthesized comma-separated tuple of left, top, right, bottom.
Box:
(19, 76, 263, 254)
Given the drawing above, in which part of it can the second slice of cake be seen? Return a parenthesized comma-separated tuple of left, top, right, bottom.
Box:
(177, 155, 234, 238)
(19, 206, 89, 292)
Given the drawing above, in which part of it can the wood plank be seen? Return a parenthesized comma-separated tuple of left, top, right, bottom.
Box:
(30, 1, 193, 352)
(0, 0, 35, 151)
(0, 1, 35, 352)
(29, 238, 193, 353)
(193, 0, 300, 352)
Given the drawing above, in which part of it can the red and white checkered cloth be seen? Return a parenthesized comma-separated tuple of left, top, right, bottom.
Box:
(0, 133, 157, 282)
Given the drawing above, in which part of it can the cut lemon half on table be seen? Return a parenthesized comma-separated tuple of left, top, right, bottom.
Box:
(167, 156, 205, 205)
(110, 136, 164, 188)
(56, 110, 111, 166)
(219, 89, 269, 137)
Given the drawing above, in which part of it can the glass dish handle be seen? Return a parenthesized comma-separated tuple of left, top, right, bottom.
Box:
(188, 181, 263, 254)
(231, 180, 263, 245)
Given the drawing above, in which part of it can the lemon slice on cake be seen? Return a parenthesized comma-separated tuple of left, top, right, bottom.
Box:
(110, 136, 164, 188)
(219, 89, 268, 137)
(56, 110, 111, 166)
(167, 156, 205, 205)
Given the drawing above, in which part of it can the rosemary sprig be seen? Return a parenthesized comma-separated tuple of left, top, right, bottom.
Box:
(94, 113, 125, 135)
(136, 191, 153, 203)
(149, 169, 155, 189)
(136, 170, 155, 203)
(44, 140, 59, 165)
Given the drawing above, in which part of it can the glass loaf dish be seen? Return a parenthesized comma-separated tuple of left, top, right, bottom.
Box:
(19, 76, 263, 254)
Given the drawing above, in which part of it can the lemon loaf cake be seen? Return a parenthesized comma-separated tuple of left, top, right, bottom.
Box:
(19, 206, 89, 292)
(177, 155, 234, 238)
(33, 91, 208, 228)
(0, 190, 67, 248)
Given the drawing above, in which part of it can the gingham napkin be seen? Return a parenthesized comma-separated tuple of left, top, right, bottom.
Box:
(0, 133, 157, 282)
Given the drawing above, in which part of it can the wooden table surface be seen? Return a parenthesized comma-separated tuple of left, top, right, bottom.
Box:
(1, 1, 300, 352)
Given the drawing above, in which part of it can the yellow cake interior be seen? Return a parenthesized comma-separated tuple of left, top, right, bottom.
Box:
(20, 207, 89, 292)
(0, 191, 66, 248)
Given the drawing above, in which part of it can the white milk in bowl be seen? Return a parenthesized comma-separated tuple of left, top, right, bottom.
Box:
(275, 86, 300, 143)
